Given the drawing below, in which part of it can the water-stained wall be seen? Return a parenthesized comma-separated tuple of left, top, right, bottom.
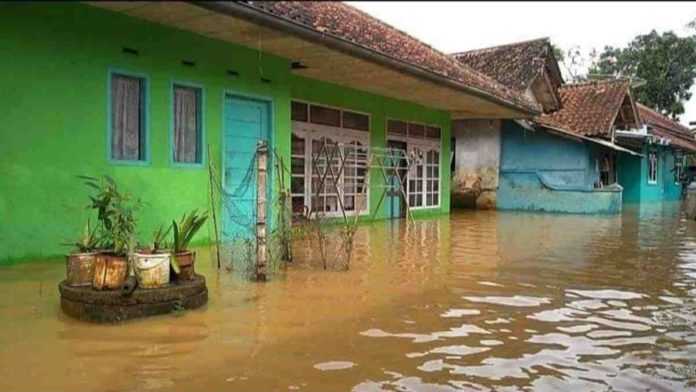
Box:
(451, 119, 501, 209)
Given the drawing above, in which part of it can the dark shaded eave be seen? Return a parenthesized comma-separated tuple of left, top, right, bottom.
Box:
(192, 1, 540, 117)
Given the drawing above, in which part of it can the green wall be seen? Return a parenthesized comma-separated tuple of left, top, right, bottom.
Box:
(291, 76, 451, 220)
(0, 3, 451, 263)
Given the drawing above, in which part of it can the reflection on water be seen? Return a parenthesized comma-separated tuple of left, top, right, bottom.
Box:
(1, 203, 696, 391)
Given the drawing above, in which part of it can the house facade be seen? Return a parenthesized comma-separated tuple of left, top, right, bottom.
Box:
(451, 39, 637, 214)
(450, 38, 696, 214)
(0, 2, 538, 263)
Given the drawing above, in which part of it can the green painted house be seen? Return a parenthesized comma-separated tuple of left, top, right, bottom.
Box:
(0, 2, 538, 263)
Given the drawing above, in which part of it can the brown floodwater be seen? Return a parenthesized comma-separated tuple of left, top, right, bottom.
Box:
(1, 204, 696, 391)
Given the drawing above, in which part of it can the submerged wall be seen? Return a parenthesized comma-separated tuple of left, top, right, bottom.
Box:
(619, 144, 682, 204)
(0, 3, 451, 263)
(498, 120, 622, 214)
(451, 119, 500, 209)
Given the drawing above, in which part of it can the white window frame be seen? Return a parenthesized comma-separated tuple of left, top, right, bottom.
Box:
(386, 118, 442, 210)
(648, 149, 658, 185)
(675, 151, 684, 185)
(290, 100, 371, 219)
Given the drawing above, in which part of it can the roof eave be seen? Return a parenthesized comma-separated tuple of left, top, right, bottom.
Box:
(192, 1, 540, 117)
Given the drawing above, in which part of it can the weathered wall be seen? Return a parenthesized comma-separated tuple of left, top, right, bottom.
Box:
(451, 119, 500, 209)
(498, 120, 622, 214)
(0, 3, 451, 263)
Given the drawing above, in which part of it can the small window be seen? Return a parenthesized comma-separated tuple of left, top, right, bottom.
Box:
(408, 123, 425, 138)
(675, 151, 684, 184)
(310, 105, 341, 126)
(342, 111, 369, 131)
(388, 119, 408, 135)
(648, 150, 658, 184)
(111, 73, 146, 161)
(291, 101, 308, 122)
(173, 85, 202, 164)
(426, 126, 441, 140)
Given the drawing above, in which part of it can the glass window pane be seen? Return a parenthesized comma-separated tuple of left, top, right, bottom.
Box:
(291, 134, 305, 155)
(426, 126, 441, 139)
(342, 111, 369, 131)
(173, 85, 200, 163)
(310, 105, 341, 126)
(388, 119, 407, 135)
(111, 74, 143, 161)
(291, 101, 308, 122)
(408, 123, 425, 138)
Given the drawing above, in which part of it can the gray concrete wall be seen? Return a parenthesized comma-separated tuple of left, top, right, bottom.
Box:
(451, 119, 501, 209)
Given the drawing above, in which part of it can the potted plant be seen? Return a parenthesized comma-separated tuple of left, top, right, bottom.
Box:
(80, 175, 140, 290)
(171, 209, 208, 280)
(133, 225, 172, 289)
(64, 220, 102, 286)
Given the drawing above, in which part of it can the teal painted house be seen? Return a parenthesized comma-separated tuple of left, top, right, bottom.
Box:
(451, 39, 644, 214)
(0, 2, 540, 263)
(617, 104, 696, 203)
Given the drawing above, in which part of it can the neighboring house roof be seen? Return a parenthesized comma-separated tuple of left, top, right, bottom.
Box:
(452, 37, 563, 94)
(637, 103, 696, 152)
(536, 79, 638, 138)
(232, 1, 539, 114)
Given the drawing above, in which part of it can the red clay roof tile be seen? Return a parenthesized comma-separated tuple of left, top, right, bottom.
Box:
(239, 1, 539, 113)
(536, 79, 632, 138)
(637, 104, 696, 152)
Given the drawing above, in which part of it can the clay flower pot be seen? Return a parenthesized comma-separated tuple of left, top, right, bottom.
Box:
(92, 253, 128, 290)
(65, 252, 97, 286)
(173, 250, 196, 281)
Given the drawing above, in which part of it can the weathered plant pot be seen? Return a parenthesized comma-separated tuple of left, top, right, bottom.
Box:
(173, 251, 196, 281)
(65, 252, 97, 286)
(92, 253, 128, 290)
(134, 251, 171, 288)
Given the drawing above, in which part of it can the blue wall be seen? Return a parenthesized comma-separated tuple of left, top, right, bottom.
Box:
(498, 120, 622, 214)
(620, 144, 682, 203)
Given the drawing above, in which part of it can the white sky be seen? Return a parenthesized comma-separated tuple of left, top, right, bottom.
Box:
(347, 1, 696, 126)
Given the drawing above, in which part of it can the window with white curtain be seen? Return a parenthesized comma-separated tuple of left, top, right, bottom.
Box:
(387, 119, 441, 209)
(111, 73, 145, 161)
(173, 85, 202, 164)
(648, 150, 658, 184)
(675, 151, 684, 184)
(291, 101, 370, 218)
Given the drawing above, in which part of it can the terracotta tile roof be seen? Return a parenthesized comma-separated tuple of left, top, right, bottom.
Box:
(536, 79, 632, 138)
(237, 1, 539, 113)
(452, 38, 561, 93)
(637, 103, 696, 152)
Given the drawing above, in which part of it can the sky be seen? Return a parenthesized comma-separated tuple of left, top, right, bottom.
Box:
(347, 1, 696, 126)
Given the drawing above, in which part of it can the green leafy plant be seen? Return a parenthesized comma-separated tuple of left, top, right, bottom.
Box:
(172, 209, 208, 253)
(64, 219, 102, 253)
(150, 224, 171, 252)
(79, 175, 140, 256)
(170, 209, 208, 273)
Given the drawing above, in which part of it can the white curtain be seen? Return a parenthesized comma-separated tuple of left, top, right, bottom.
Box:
(174, 86, 199, 163)
(111, 75, 141, 160)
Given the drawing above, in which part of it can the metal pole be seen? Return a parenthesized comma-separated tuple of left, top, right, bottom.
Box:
(256, 140, 268, 281)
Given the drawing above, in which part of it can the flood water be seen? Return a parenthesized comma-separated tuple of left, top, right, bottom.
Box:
(1, 204, 696, 391)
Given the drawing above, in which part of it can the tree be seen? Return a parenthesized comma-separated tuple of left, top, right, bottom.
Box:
(553, 44, 597, 83)
(589, 30, 696, 120)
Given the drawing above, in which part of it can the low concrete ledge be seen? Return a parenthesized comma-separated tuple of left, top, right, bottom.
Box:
(59, 275, 208, 323)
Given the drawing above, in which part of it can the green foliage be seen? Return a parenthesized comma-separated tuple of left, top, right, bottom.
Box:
(590, 30, 696, 119)
(150, 224, 171, 252)
(172, 209, 208, 253)
(79, 175, 140, 256)
(65, 219, 102, 253)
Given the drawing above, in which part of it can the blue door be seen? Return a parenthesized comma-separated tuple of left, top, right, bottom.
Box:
(222, 96, 271, 242)
(387, 140, 408, 219)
